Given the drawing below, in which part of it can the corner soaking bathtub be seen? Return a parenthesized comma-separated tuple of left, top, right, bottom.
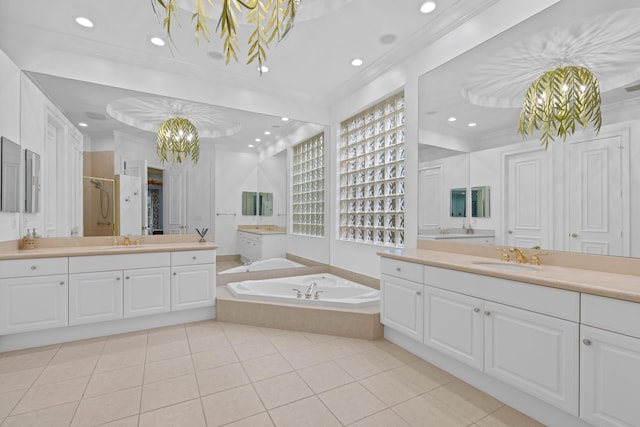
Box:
(219, 258, 305, 274)
(227, 274, 380, 308)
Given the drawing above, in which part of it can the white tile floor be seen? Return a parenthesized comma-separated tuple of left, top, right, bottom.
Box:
(0, 321, 544, 426)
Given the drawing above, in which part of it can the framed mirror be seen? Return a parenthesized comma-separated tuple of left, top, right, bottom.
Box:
(241, 191, 257, 216)
(25, 149, 40, 213)
(450, 188, 466, 217)
(0, 136, 21, 213)
(471, 186, 490, 218)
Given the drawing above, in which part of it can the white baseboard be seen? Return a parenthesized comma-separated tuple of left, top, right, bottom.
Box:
(0, 307, 215, 352)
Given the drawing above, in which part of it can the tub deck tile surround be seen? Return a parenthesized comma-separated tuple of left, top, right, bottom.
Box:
(0, 320, 543, 426)
(378, 240, 640, 303)
(216, 286, 383, 340)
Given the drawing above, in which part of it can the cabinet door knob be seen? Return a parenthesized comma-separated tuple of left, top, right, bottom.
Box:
(31, 265, 37, 270)
(173, 272, 177, 276)
(473, 308, 480, 313)
(125, 276, 130, 280)
(583, 338, 592, 346)
(59, 281, 65, 285)
(116, 277, 121, 281)
(416, 291, 422, 296)
(395, 267, 401, 272)
(192, 256, 196, 260)
(484, 311, 491, 316)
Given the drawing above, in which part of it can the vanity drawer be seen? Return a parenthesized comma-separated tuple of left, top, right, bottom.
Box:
(380, 257, 424, 283)
(69, 252, 170, 273)
(171, 250, 216, 266)
(0, 257, 68, 278)
(582, 294, 640, 339)
(238, 231, 262, 242)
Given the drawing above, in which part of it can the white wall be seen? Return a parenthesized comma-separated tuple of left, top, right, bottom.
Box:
(0, 49, 21, 241)
(214, 149, 258, 255)
(257, 152, 286, 228)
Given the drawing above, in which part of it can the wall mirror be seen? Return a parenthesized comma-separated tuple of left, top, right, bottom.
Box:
(450, 188, 466, 217)
(471, 186, 489, 218)
(0, 136, 21, 213)
(418, 0, 640, 258)
(13, 71, 331, 264)
(24, 149, 40, 213)
(241, 191, 273, 216)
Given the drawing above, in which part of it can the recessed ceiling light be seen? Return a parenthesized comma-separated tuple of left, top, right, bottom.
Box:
(468, 122, 477, 127)
(150, 37, 166, 46)
(258, 65, 269, 73)
(351, 58, 364, 67)
(420, 1, 436, 14)
(248, 144, 254, 148)
(264, 131, 271, 135)
(75, 16, 94, 28)
(78, 122, 88, 127)
(281, 117, 289, 122)
(255, 138, 261, 142)
(447, 117, 457, 122)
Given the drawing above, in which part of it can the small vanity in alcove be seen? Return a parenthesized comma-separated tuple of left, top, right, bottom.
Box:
(237, 225, 286, 263)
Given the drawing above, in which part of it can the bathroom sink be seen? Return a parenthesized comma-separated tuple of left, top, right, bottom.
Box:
(473, 262, 538, 272)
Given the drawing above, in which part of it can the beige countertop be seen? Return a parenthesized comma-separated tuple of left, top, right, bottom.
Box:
(237, 226, 286, 235)
(0, 241, 218, 260)
(379, 248, 640, 303)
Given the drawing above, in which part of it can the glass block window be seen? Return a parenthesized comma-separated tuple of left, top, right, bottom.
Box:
(292, 133, 324, 237)
(339, 92, 405, 247)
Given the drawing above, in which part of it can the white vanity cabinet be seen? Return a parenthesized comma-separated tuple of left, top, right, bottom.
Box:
(423, 265, 580, 415)
(238, 231, 285, 263)
(68, 271, 123, 325)
(68, 252, 171, 325)
(423, 285, 484, 370)
(580, 295, 640, 427)
(170, 250, 216, 311)
(0, 258, 68, 335)
(380, 258, 424, 342)
(123, 267, 171, 318)
(483, 300, 579, 415)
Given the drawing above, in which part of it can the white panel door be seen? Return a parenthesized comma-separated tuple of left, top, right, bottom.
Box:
(418, 165, 443, 230)
(580, 325, 640, 427)
(124, 159, 149, 235)
(505, 149, 551, 249)
(123, 267, 170, 318)
(0, 275, 68, 334)
(380, 274, 423, 342)
(568, 136, 624, 256)
(69, 272, 123, 325)
(164, 169, 187, 234)
(484, 301, 579, 415)
(423, 286, 484, 370)
(171, 264, 215, 311)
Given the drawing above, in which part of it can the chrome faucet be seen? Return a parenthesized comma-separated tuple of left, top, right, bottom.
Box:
(305, 282, 317, 299)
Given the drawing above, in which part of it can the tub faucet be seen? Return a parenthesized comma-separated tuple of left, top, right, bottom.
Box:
(305, 282, 317, 299)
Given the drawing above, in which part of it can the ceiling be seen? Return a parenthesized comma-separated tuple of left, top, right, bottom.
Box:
(0, 0, 502, 152)
(418, 0, 640, 156)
